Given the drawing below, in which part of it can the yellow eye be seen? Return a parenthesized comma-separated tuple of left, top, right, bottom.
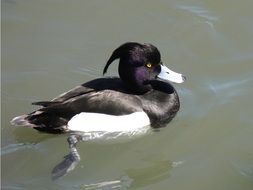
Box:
(145, 63, 152, 68)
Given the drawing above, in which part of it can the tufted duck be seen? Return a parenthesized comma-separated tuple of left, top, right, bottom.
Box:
(11, 42, 186, 134)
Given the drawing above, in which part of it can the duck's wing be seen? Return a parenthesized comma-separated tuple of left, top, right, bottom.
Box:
(32, 78, 110, 107)
(51, 85, 95, 103)
(32, 78, 123, 106)
(31, 86, 94, 107)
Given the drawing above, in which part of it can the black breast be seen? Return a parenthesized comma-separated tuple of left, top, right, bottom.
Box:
(140, 80, 180, 127)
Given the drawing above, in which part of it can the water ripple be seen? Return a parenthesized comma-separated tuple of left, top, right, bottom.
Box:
(72, 67, 100, 78)
(209, 77, 252, 94)
(1, 143, 37, 156)
(178, 4, 219, 22)
(78, 176, 132, 190)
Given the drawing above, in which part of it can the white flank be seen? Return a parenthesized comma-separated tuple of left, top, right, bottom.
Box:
(67, 112, 151, 138)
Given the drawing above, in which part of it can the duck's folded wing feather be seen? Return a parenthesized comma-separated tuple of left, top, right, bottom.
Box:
(51, 85, 95, 102)
(31, 85, 94, 108)
(49, 78, 123, 103)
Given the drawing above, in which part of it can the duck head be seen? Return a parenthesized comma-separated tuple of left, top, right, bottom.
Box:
(103, 42, 185, 93)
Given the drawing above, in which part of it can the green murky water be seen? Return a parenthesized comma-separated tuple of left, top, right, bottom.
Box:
(2, 0, 253, 189)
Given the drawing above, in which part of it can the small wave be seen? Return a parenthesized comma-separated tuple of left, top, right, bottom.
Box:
(78, 176, 132, 190)
(1, 143, 36, 156)
(178, 4, 218, 22)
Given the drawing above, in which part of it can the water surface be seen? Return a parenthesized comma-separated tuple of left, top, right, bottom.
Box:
(2, 0, 253, 189)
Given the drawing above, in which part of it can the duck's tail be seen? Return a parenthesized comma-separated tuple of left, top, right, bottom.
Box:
(10, 110, 69, 134)
(10, 114, 36, 128)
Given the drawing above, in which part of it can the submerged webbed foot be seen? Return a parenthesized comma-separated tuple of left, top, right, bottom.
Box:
(51, 134, 82, 180)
